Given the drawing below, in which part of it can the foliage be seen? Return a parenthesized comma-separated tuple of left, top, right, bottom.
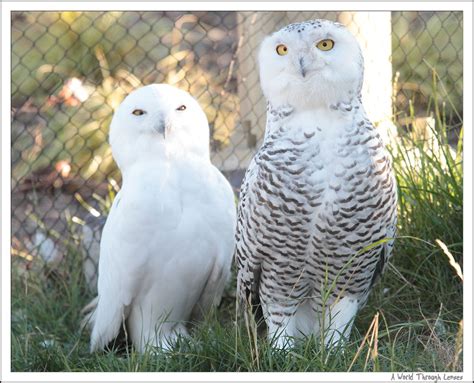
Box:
(392, 11, 462, 123)
(12, 11, 239, 182)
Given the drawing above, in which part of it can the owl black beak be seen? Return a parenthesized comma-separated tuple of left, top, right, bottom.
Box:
(153, 116, 169, 138)
(299, 57, 306, 78)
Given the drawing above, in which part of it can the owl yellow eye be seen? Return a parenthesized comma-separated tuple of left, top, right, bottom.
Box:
(132, 109, 146, 116)
(316, 39, 335, 51)
(276, 44, 288, 56)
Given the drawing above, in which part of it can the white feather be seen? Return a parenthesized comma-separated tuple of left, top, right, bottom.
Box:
(89, 84, 236, 352)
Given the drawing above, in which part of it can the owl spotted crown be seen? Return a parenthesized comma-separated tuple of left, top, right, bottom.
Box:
(282, 19, 345, 32)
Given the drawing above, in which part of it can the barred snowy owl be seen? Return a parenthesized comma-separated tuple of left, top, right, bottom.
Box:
(88, 84, 236, 352)
(236, 20, 397, 348)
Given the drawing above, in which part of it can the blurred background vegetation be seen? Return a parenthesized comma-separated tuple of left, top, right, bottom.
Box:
(391, 11, 462, 124)
(12, 11, 240, 185)
(11, 11, 462, 188)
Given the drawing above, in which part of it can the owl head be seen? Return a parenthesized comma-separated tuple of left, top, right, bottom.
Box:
(259, 19, 364, 110)
(109, 84, 210, 170)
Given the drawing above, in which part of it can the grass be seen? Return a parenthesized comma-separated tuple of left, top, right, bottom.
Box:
(11, 106, 463, 372)
(391, 11, 463, 123)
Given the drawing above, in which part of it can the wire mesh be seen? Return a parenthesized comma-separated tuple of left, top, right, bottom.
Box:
(10, 11, 463, 290)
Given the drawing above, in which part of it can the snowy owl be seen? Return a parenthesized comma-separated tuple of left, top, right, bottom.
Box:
(88, 84, 236, 352)
(236, 19, 397, 348)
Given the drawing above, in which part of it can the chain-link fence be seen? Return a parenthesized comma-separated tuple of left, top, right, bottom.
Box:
(11, 11, 463, 290)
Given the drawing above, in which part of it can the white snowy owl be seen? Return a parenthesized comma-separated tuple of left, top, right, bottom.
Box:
(88, 84, 236, 352)
(236, 19, 397, 348)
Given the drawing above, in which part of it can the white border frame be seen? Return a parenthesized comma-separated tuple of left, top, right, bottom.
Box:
(1, 2, 472, 382)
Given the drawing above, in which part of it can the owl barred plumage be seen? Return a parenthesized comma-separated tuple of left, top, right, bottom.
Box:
(236, 19, 397, 348)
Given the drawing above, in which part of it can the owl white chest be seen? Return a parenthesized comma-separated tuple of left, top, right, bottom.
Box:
(274, 108, 363, 170)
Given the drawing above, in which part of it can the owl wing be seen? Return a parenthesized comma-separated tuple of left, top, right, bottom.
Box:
(190, 251, 231, 320)
(368, 205, 398, 290)
(89, 187, 183, 352)
(367, 129, 398, 290)
(340, 124, 398, 305)
(88, 190, 134, 351)
(235, 157, 264, 311)
(190, 168, 236, 319)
